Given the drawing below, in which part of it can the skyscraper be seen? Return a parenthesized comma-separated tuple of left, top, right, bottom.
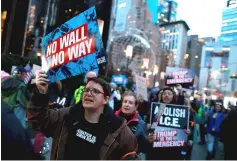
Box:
(158, 0, 177, 24)
(218, 0, 237, 42)
(160, 20, 190, 68)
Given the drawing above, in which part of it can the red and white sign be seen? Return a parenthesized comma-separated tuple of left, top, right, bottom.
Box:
(45, 24, 96, 69)
(167, 70, 193, 84)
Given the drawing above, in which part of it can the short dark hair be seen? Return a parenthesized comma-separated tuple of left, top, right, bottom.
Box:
(86, 77, 111, 97)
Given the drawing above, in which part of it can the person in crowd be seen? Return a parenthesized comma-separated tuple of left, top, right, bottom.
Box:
(206, 102, 225, 160)
(194, 94, 207, 145)
(114, 86, 125, 112)
(176, 84, 185, 105)
(184, 93, 196, 160)
(1, 70, 10, 80)
(72, 71, 97, 105)
(2, 101, 42, 160)
(27, 73, 139, 160)
(115, 92, 150, 159)
(1, 66, 32, 128)
(109, 82, 121, 110)
(147, 87, 191, 160)
(115, 91, 154, 158)
(220, 106, 237, 160)
(33, 82, 64, 156)
(137, 95, 151, 121)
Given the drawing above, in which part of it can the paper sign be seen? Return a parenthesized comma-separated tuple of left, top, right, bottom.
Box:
(135, 75, 148, 101)
(31, 64, 41, 84)
(41, 7, 107, 83)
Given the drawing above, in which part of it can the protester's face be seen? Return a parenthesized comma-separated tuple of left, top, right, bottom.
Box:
(162, 90, 174, 104)
(177, 84, 182, 91)
(82, 81, 108, 109)
(215, 105, 222, 112)
(122, 95, 137, 115)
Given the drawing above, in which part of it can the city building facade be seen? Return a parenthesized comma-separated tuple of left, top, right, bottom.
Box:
(199, 41, 237, 97)
(107, 0, 162, 87)
(159, 20, 190, 68)
(158, 0, 177, 24)
(2, 0, 111, 58)
(1, 0, 30, 55)
(218, 0, 237, 42)
(186, 35, 205, 77)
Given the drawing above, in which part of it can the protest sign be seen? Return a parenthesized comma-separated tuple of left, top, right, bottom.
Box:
(31, 64, 41, 84)
(135, 75, 148, 101)
(150, 102, 189, 148)
(165, 67, 195, 89)
(11, 66, 17, 74)
(112, 74, 128, 86)
(41, 7, 107, 83)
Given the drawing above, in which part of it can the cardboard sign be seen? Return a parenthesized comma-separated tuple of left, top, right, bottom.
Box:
(150, 102, 189, 148)
(135, 75, 148, 101)
(41, 7, 107, 83)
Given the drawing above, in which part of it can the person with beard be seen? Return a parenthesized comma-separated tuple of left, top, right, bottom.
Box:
(146, 87, 191, 160)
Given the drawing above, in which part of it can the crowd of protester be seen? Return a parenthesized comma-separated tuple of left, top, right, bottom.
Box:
(1, 66, 237, 160)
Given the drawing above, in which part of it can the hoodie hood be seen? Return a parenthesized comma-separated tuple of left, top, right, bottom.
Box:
(1, 77, 24, 95)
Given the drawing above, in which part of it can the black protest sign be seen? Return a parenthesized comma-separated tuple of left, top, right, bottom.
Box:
(150, 103, 189, 129)
(150, 102, 190, 148)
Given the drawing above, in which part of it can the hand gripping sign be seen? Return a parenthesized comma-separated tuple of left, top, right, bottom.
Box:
(150, 103, 190, 148)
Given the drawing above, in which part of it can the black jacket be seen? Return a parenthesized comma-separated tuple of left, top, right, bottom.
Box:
(220, 109, 237, 160)
(1, 101, 42, 160)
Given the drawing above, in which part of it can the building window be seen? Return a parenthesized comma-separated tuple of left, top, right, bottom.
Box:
(172, 39, 175, 49)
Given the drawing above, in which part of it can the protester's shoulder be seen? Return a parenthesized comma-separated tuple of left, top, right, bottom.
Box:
(2, 76, 24, 90)
(137, 114, 146, 125)
(1, 101, 27, 140)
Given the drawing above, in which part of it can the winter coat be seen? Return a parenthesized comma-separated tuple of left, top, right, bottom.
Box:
(27, 90, 139, 160)
(115, 109, 149, 153)
(1, 101, 42, 160)
(195, 102, 207, 124)
(206, 111, 225, 136)
(220, 109, 237, 160)
(1, 76, 30, 109)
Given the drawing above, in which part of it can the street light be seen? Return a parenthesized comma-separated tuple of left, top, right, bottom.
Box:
(37, 52, 41, 57)
(37, 52, 41, 60)
(153, 65, 159, 87)
(141, 58, 149, 77)
(125, 45, 133, 72)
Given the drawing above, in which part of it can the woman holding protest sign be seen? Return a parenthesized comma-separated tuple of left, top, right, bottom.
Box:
(115, 91, 153, 159)
(206, 102, 225, 160)
(147, 87, 191, 160)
